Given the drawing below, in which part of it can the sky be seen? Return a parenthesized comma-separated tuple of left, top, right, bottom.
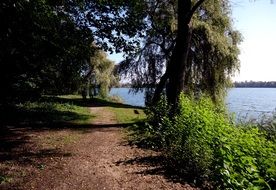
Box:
(108, 1, 276, 82)
(231, 0, 276, 82)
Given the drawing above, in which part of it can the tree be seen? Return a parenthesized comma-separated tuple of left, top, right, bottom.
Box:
(0, 0, 94, 102)
(84, 49, 118, 99)
(62, 0, 147, 54)
(117, 0, 241, 108)
(163, 0, 204, 108)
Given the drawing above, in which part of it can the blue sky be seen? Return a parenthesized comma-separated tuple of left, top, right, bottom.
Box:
(109, 1, 276, 82)
(232, 0, 276, 81)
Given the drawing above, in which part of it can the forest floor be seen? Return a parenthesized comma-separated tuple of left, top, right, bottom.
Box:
(0, 98, 198, 190)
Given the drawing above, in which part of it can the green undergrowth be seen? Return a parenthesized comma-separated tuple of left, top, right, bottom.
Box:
(106, 95, 124, 104)
(130, 94, 276, 189)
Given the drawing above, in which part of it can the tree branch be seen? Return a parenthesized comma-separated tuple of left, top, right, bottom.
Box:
(187, 0, 206, 22)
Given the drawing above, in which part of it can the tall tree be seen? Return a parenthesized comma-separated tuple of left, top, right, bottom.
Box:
(117, 0, 241, 108)
(165, 0, 206, 108)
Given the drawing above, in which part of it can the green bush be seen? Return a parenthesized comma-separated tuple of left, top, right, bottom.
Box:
(128, 96, 169, 149)
(142, 96, 172, 149)
(165, 95, 227, 181)
(257, 112, 276, 141)
(214, 126, 276, 189)
(132, 94, 276, 189)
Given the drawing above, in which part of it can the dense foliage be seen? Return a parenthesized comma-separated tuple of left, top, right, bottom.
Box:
(0, 0, 94, 103)
(131, 95, 276, 189)
(63, 0, 147, 54)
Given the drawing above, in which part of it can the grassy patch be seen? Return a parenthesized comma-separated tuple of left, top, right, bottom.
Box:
(1, 96, 95, 125)
(57, 94, 82, 100)
(109, 107, 146, 124)
(106, 95, 124, 104)
(20, 101, 92, 124)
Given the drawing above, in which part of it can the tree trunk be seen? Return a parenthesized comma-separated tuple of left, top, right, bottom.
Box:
(152, 0, 206, 110)
(166, 0, 193, 110)
(152, 70, 169, 104)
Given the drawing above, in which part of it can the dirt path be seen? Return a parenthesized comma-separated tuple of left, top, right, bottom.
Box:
(1, 106, 198, 190)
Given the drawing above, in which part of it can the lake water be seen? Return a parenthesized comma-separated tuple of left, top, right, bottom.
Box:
(110, 88, 276, 120)
(226, 88, 276, 120)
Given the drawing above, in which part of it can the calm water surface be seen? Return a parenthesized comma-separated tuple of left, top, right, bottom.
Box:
(110, 88, 276, 120)
(110, 88, 145, 107)
(226, 88, 276, 120)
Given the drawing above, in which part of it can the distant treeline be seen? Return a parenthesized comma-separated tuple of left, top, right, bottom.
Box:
(118, 81, 276, 88)
(115, 81, 276, 88)
(234, 81, 276, 88)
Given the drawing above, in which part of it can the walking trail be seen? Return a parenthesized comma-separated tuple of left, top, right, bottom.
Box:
(1, 106, 198, 190)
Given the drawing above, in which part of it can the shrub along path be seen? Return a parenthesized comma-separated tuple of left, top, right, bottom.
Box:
(0, 102, 197, 190)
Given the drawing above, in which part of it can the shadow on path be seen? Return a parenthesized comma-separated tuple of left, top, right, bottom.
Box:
(115, 155, 200, 189)
(0, 121, 142, 167)
(0, 96, 145, 188)
(0, 96, 143, 154)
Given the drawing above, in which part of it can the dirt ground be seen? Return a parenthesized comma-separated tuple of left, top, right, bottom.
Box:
(0, 106, 199, 190)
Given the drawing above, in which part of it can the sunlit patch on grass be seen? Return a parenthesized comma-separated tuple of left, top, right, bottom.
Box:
(109, 107, 146, 124)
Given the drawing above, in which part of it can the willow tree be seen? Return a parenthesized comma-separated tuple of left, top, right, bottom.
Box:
(84, 50, 118, 99)
(118, 0, 241, 108)
(188, 1, 241, 101)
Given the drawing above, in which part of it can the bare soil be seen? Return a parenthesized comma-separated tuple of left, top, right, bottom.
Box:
(0, 106, 199, 190)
